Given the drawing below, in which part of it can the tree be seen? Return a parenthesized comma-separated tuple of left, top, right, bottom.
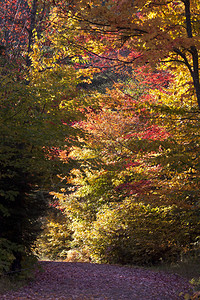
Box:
(54, 0, 200, 108)
(0, 0, 102, 274)
(0, 0, 51, 65)
(49, 65, 200, 265)
(0, 31, 86, 274)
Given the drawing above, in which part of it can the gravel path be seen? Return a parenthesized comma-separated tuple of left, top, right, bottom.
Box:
(1, 261, 193, 299)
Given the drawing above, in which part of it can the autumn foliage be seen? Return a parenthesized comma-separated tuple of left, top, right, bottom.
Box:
(45, 70, 199, 265)
(0, 0, 199, 280)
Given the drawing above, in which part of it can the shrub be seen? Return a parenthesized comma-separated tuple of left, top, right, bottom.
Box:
(78, 200, 200, 266)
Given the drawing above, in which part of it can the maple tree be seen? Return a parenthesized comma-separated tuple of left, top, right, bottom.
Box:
(53, 0, 200, 109)
(45, 64, 200, 265)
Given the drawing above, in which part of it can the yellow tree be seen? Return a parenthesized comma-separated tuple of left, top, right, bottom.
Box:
(54, 0, 200, 108)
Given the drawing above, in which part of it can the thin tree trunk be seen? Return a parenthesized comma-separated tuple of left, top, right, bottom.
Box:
(184, 0, 200, 109)
(190, 46, 200, 109)
(26, 0, 37, 67)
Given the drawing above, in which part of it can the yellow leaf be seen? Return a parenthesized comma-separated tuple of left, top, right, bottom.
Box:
(184, 293, 191, 300)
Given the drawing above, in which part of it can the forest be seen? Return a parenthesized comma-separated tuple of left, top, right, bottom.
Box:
(0, 0, 199, 296)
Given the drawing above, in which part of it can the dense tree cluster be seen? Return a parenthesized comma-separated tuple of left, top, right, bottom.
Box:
(0, 0, 199, 275)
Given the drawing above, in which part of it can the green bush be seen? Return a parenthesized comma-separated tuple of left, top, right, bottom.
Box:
(77, 200, 200, 266)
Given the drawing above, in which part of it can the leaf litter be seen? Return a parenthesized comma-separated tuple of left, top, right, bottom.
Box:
(1, 261, 193, 299)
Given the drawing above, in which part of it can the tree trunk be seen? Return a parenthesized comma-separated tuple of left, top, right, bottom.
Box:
(26, 0, 37, 67)
(191, 46, 200, 109)
(184, 0, 200, 109)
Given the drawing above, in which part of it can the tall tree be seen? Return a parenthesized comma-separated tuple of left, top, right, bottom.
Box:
(0, 1, 87, 272)
(54, 0, 200, 108)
